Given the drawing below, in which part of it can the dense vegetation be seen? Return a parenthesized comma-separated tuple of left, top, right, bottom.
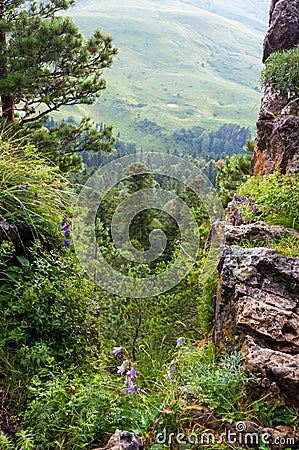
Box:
(1, 134, 298, 450)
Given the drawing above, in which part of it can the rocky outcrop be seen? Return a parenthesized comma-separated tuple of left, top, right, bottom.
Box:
(263, 0, 299, 62)
(251, 86, 299, 175)
(224, 221, 299, 245)
(214, 223, 299, 406)
(96, 431, 143, 450)
(251, 0, 299, 175)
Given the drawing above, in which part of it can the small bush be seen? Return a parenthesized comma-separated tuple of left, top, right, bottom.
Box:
(260, 44, 299, 93)
(238, 171, 299, 230)
(1, 245, 101, 369)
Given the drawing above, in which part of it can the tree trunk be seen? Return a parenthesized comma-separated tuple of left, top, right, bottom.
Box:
(0, 23, 15, 122)
(1, 94, 14, 121)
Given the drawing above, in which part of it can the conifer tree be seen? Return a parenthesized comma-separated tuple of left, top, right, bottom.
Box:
(0, 0, 118, 170)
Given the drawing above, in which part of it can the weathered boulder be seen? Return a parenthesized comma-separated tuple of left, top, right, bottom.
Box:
(96, 431, 143, 450)
(214, 225, 299, 406)
(224, 221, 299, 245)
(243, 337, 299, 406)
(263, 0, 299, 62)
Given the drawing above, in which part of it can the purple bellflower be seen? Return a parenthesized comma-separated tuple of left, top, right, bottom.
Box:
(113, 346, 122, 356)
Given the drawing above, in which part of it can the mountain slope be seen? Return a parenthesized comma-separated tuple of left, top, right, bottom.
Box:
(66, 0, 270, 150)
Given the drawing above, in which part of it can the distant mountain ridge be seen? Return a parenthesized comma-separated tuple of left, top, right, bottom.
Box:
(180, 0, 269, 31)
(66, 0, 270, 150)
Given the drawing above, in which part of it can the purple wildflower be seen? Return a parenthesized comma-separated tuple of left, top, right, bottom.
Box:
(126, 377, 137, 394)
(76, 234, 81, 240)
(176, 337, 183, 346)
(19, 185, 28, 196)
(117, 363, 126, 375)
(167, 365, 176, 382)
(127, 384, 138, 395)
(61, 217, 72, 247)
(127, 369, 137, 379)
(61, 217, 68, 226)
(63, 224, 71, 232)
(113, 346, 122, 356)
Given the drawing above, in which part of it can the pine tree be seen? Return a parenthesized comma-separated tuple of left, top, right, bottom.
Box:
(0, 0, 118, 170)
(216, 154, 252, 206)
(123, 162, 159, 251)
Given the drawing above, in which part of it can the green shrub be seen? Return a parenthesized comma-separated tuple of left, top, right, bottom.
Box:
(238, 171, 299, 230)
(23, 373, 114, 450)
(1, 245, 101, 369)
(260, 44, 299, 93)
(174, 344, 249, 421)
(216, 154, 251, 207)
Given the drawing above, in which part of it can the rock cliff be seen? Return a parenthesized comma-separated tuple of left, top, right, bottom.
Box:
(263, 0, 299, 62)
(251, 0, 299, 175)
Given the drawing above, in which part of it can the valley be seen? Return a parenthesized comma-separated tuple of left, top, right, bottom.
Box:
(64, 0, 270, 151)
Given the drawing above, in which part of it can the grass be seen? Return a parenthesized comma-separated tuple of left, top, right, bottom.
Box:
(56, 0, 268, 151)
(234, 234, 299, 257)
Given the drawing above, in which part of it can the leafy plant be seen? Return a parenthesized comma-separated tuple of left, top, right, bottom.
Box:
(260, 44, 299, 93)
(1, 246, 101, 368)
(0, 431, 14, 449)
(23, 373, 114, 450)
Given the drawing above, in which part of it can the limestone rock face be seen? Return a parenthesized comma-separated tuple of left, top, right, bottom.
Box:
(243, 337, 299, 406)
(263, 0, 299, 62)
(224, 221, 299, 245)
(251, 86, 299, 175)
(252, 0, 299, 175)
(215, 225, 299, 406)
(190, 407, 299, 449)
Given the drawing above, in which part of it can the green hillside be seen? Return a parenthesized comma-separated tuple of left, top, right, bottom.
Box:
(64, 0, 269, 150)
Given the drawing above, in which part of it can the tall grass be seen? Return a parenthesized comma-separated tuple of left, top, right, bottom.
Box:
(0, 136, 72, 243)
